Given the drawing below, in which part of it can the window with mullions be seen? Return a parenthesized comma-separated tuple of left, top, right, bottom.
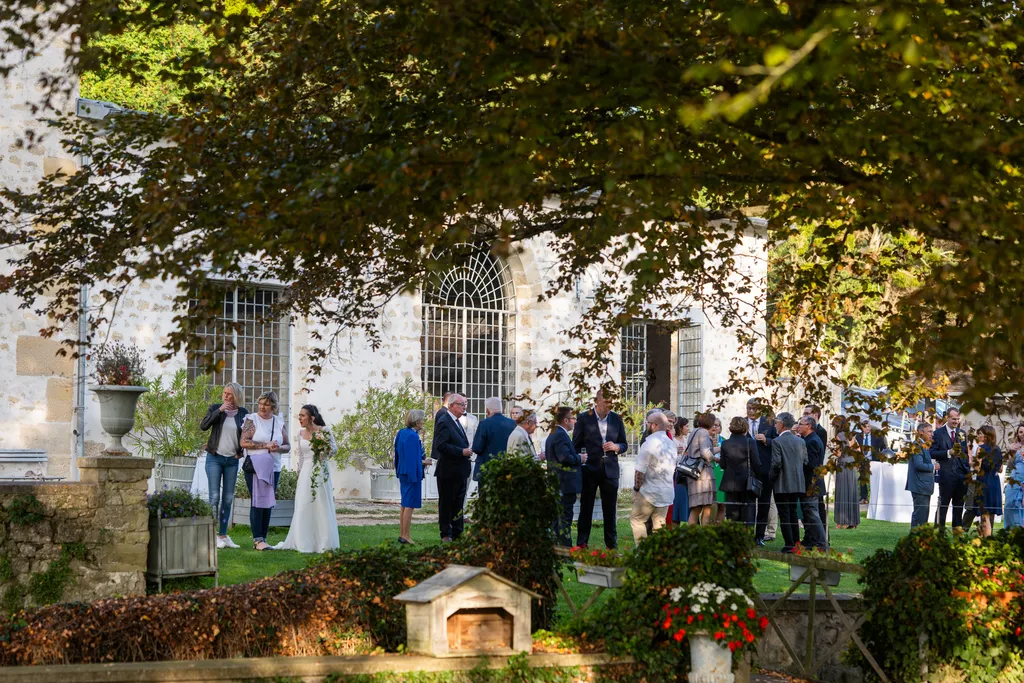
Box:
(677, 323, 703, 422)
(421, 248, 516, 418)
(187, 286, 291, 418)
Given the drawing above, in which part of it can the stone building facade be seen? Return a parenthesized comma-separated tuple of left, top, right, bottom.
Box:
(0, 39, 770, 494)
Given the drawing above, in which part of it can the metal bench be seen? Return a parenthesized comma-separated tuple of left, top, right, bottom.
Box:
(0, 449, 57, 481)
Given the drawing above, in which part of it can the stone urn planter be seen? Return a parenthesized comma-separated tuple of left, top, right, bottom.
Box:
(89, 385, 148, 455)
(688, 631, 735, 683)
(147, 515, 218, 592)
(573, 563, 626, 588)
(370, 467, 402, 502)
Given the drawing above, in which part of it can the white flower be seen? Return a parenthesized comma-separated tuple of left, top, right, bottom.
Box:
(692, 604, 701, 613)
(730, 603, 738, 611)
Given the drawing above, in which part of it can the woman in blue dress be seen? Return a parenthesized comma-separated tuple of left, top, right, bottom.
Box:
(395, 409, 432, 545)
(1003, 424, 1024, 530)
(973, 425, 1003, 537)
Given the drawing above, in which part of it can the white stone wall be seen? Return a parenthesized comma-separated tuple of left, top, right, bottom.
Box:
(0, 32, 80, 478)
(0, 38, 770, 493)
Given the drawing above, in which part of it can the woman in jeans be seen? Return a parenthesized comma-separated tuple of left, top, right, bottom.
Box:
(199, 382, 248, 549)
(240, 391, 290, 551)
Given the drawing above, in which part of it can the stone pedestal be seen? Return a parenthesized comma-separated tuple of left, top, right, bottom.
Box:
(75, 455, 155, 597)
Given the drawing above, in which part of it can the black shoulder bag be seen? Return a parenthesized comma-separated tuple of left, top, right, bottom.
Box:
(746, 438, 763, 497)
(242, 416, 275, 475)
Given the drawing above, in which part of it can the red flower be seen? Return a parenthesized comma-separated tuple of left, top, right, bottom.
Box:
(591, 550, 598, 557)
(746, 608, 757, 619)
(714, 631, 725, 640)
(746, 632, 755, 643)
(728, 641, 739, 652)
(600, 552, 607, 559)
(687, 615, 694, 624)
(673, 629, 686, 642)
(698, 615, 704, 621)
(663, 619, 672, 630)
(760, 616, 769, 630)
(673, 607, 680, 615)
(1016, 626, 1022, 636)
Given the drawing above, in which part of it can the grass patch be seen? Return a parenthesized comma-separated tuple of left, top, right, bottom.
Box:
(159, 510, 995, 627)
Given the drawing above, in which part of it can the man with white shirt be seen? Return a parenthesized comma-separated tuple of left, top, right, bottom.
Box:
(572, 389, 629, 548)
(930, 408, 969, 529)
(630, 412, 676, 544)
(747, 398, 778, 546)
(433, 393, 474, 541)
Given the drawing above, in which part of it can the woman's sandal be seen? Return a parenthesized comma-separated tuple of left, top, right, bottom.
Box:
(254, 540, 271, 551)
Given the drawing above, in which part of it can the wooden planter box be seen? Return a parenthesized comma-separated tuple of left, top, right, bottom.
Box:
(573, 563, 626, 588)
(231, 498, 295, 528)
(147, 516, 218, 591)
(790, 564, 841, 586)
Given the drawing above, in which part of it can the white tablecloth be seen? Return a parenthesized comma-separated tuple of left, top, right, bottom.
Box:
(867, 460, 1004, 524)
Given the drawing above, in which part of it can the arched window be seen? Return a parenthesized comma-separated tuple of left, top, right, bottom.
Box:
(421, 247, 517, 417)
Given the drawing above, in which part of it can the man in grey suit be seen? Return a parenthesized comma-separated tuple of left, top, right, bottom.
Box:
(906, 422, 937, 528)
(771, 412, 819, 552)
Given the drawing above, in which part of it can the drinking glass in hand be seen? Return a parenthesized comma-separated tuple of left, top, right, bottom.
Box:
(579, 447, 588, 464)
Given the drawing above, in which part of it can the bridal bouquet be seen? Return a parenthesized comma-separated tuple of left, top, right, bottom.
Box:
(309, 430, 333, 501)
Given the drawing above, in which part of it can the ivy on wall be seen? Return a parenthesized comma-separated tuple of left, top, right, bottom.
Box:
(0, 494, 87, 614)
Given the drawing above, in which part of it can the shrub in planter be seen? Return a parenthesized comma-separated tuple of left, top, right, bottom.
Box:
(147, 489, 212, 519)
(856, 525, 1024, 683)
(147, 489, 217, 590)
(567, 521, 756, 680)
(332, 378, 435, 471)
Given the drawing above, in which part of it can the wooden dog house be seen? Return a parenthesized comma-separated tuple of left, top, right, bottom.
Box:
(394, 565, 541, 657)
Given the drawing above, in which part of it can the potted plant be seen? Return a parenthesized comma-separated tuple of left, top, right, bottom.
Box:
(787, 544, 857, 587)
(146, 489, 217, 591)
(88, 342, 148, 455)
(129, 370, 216, 490)
(569, 545, 628, 588)
(332, 378, 435, 502)
(231, 467, 298, 528)
(661, 582, 769, 682)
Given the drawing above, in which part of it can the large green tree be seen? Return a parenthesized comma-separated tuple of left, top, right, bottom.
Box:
(1, 0, 1022, 413)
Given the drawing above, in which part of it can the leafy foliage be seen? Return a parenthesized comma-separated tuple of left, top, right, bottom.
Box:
(6, 2, 1024, 414)
(147, 488, 213, 519)
(332, 379, 435, 471)
(129, 370, 216, 460)
(234, 467, 298, 501)
(568, 522, 756, 680)
(856, 526, 1024, 682)
(91, 342, 146, 386)
(568, 546, 628, 568)
(6, 495, 45, 526)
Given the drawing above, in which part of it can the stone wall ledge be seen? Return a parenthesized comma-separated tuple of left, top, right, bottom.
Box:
(0, 652, 630, 683)
(0, 482, 93, 496)
(760, 592, 864, 612)
(77, 456, 156, 470)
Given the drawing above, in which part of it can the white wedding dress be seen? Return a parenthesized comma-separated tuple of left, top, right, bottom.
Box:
(274, 432, 340, 553)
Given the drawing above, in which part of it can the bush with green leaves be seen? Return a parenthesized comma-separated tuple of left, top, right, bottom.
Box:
(566, 522, 756, 680)
(129, 370, 216, 461)
(332, 378, 435, 470)
(234, 467, 298, 501)
(855, 526, 1024, 683)
(147, 489, 212, 519)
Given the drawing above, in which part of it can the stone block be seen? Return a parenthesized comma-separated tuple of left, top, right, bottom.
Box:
(45, 377, 74, 422)
(42, 156, 77, 182)
(15, 335, 74, 377)
(18, 423, 73, 461)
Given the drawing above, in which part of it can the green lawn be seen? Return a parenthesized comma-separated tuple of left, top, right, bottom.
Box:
(160, 512, 999, 627)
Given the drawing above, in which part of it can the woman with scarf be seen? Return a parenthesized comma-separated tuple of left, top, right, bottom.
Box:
(199, 382, 248, 549)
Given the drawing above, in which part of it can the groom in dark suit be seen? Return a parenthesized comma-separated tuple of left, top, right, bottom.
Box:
(433, 393, 473, 541)
(747, 398, 777, 546)
(930, 408, 969, 529)
(572, 390, 629, 549)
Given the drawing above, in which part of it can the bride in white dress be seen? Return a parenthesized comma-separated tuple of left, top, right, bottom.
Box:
(274, 404, 340, 553)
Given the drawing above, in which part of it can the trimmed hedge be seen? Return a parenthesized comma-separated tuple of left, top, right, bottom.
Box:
(0, 453, 559, 666)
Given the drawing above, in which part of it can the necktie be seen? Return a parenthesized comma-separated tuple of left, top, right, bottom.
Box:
(749, 419, 757, 439)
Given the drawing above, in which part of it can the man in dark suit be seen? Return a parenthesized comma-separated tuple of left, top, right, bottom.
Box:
(930, 408, 969, 529)
(906, 422, 937, 528)
(747, 398, 778, 546)
(471, 397, 517, 483)
(803, 404, 830, 534)
(796, 415, 828, 549)
(855, 418, 888, 503)
(433, 393, 473, 541)
(572, 390, 629, 549)
(430, 391, 454, 464)
(547, 407, 582, 546)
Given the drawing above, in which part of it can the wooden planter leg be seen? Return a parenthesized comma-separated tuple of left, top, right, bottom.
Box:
(821, 581, 891, 683)
(806, 568, 817, 671)
(553, 566, 579, 616)
(755, 574, 809, 678)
